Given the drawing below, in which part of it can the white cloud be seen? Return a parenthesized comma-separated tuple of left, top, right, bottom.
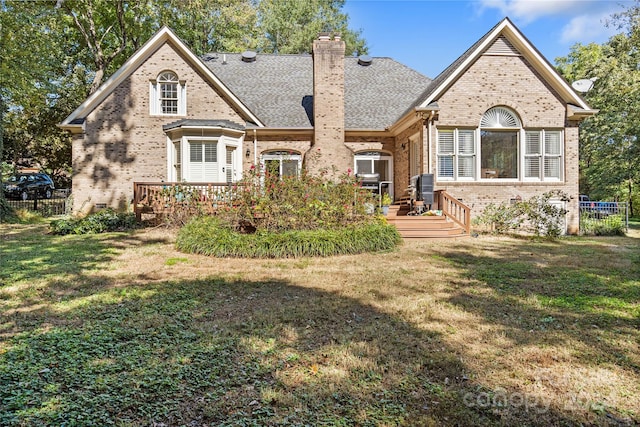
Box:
(560, 12, 615, 44)
(477, 0, 630, 44)
(477, 0, 579, 23)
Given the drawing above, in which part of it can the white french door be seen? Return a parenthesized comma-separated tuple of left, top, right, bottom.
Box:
(170, 138, 242, 183)
(189, 141, 219, 182)
(225, 146, 237, 182)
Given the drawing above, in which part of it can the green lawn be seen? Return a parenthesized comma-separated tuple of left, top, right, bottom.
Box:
(1, 223, 638, 426)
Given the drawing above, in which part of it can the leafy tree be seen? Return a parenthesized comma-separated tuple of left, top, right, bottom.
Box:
(257, 0, 366, 55)
(556, 4, 640, 216)
(153, 0, 259, 55)
(56, 0, 159, 95)
(1, 0, 367, 188)
(0, 0, 88, 185)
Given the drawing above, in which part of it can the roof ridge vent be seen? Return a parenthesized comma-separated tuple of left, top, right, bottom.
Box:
(358, 54, 372, 66)
(241, 50, 257, 62)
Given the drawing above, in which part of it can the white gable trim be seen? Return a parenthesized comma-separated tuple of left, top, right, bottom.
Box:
(60, 26, 264, 128)
(419, 19, 593, 113)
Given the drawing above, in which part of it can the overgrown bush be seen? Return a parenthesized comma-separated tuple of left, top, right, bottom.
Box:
(580, 213, 626, 236)
(0, 197, 16, 223)
(475, 191, 569, 238)
(50, 208, 140, 235)
(474, 202, 524, 234)
(176, 215, 401, 258)
(216, 164, 378, 232)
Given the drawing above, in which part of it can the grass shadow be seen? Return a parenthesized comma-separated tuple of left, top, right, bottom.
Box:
(1, 226, 637, 425)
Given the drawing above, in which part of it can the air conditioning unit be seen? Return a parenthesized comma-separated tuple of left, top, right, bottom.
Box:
(410, 173, 434, 205)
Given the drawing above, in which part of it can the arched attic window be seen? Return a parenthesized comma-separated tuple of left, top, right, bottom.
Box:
(150, 71, 186, 115)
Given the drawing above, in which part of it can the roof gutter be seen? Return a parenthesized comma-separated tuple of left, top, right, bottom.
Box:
(387, 104, 440, 136)
(253, 127, 314, 136)
(57, 122, 85, 134)
(567, 104, 599, 121)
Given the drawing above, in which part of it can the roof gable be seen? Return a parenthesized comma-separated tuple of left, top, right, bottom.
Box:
(412, 18, 594, 114)
(60, 26, 263, 129)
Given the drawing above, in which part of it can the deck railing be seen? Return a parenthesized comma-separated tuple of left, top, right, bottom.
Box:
(133, 182, 240, 221)
(436, 190, 471, 234)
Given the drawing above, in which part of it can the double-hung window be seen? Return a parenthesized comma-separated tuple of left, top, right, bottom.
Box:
(150, 71, 186, 115)
(524, 130, 562, 180)
(262, 151, 302, 178)
(437, 129, 476, 180)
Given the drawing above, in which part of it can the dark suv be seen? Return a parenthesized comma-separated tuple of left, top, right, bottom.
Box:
(2, 173, 55, 200)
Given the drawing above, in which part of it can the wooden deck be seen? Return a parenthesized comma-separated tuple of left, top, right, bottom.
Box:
(385, 198, 470, 239)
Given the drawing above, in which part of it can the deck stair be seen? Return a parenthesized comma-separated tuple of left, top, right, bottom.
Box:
(385, 204, 468, 238)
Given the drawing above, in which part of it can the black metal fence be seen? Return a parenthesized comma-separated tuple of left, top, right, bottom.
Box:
(4, 190, 70, 217)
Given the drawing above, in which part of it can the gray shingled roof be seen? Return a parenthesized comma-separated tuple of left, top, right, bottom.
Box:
(202, 53, 432, 130)
(163, 119, 245, 131)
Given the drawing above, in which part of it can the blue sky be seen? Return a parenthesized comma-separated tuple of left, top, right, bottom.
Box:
(343, 0, 635, 77)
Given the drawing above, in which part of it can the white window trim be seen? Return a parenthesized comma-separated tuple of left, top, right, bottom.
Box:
(150, 72, 187, 116)
(353, 151, 394, 199)
(437, 127, 564, 183)
(260, 151, 302, 177)
(183, 137, 218, 182)
(436, 128, 476, 181)
(353, 152, 394, 179)
(522, 130, 564, 182)
(409, 136, 420, 178)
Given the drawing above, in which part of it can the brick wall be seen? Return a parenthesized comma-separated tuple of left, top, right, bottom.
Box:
(428, 54, 580, 233)
(309, 36, 353, 177)
(72, 42, 245, 213)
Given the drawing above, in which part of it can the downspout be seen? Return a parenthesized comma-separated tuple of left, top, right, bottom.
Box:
(427, 112, 433, 174)
(253, 129, 257, 165)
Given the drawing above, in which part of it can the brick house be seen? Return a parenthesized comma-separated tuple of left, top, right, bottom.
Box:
(60, 18, 595, 234)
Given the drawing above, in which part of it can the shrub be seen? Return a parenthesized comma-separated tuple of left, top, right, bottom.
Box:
(580, 213, 626, 236)
(0, 197, 16, 223)
(176, 216, 401, 258)
(214, 165, 378, 233)
(173, 164, 400, 257)
(50, 209, 140, 235)
(475, 191, 569, 238)
(474, 202, 524, 234)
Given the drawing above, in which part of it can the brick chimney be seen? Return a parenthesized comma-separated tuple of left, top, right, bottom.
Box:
(307, 33, 352, 177)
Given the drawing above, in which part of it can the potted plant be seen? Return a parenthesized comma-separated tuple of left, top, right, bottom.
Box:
(380, 192, 392, 215)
